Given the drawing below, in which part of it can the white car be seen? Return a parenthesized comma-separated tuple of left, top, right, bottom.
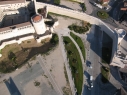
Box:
(90, 81, 93, 88)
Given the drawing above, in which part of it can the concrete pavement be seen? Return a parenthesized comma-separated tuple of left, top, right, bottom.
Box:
(84, 0, 93, 14)
(36, 55, 63, 95)
(55, 26, 87, 95)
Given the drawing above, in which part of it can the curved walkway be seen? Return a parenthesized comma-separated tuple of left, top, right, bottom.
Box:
(54, 26, 87, 94)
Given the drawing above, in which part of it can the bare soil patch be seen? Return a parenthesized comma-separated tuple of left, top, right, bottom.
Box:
(0, 38, 56, 73)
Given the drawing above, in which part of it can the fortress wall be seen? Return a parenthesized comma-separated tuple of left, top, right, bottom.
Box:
(0, 35, 34, 50)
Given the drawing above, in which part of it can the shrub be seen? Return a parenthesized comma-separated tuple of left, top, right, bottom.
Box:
(50, 34, 59, 45)
(34, 81, 40, 86)
(80, 3, 86, 12)
(87, 22, 91, 27)
(54, 0, 60, 5)
(68, 24, 89, 34)
(97, 11, 109, 19)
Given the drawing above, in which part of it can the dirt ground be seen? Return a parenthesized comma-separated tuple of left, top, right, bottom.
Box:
(0, 38, 53, 73)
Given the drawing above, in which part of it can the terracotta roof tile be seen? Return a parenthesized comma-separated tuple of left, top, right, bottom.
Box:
(32, 15, 42, 23)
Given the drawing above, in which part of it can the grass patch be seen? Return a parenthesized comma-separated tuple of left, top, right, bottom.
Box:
(63, 36, 83, 95)
(68, 24, 89, 34)
(101, 66, 110, 83)
(102, 47, 112, 64)
(48, 12, 82, 21)
(70, 32, 86, 60)
(97, 11, 109, 19)
(0, 34, 59, 73)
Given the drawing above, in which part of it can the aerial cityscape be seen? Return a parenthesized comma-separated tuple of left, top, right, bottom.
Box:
(0, 0, 127, 95)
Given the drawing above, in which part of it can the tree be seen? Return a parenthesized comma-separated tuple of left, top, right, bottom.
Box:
(54, 0, 60, 5)
(72, 58, 77, 63)
(68, 50, 73, 55)
(50, 34, 59, 45)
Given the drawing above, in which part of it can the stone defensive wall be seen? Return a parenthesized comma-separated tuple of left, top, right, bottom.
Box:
(35, 2, 118, 63)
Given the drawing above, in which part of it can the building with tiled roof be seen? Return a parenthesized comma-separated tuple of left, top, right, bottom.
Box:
(0, 0, 56, 57)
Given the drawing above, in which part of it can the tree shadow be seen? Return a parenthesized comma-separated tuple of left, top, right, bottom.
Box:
(59, 5, 73, 10)
(21, 42, 54, 63)
(4, 77, 21, 95)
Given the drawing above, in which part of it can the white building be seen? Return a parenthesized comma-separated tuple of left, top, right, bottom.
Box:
(0, 0, 57, 57)
(111, 29, 127, 68)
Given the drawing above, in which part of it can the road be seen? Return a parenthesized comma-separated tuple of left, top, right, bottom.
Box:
(82, 25, 123, 95)
(90, 25, 102, 95)
(84, 0, 93, 14)
(88, 0, 127, 30)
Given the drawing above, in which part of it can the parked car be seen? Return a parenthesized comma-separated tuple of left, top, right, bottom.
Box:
(90, 76, 93, 88)
(90, 81, 93, 88)
(90, 76, 93, 81)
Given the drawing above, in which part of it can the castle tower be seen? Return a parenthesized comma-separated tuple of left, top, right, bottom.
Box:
(31, 14, 46, 35)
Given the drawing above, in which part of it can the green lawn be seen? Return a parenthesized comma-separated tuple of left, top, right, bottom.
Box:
(101, 66, 110, 83)
(97, 11, 109, 19)
(70, 32, 86, 60)
(63, 36, 83, 95)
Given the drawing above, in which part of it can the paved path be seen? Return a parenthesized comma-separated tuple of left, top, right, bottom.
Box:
(84, 0, 93, 14)
(55, 28, 76, 95)
(36, 55, 63, 95)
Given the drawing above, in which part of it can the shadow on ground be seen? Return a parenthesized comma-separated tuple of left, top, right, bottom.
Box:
(4, 77, 21, 95)
(83, 73, 118, 95)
